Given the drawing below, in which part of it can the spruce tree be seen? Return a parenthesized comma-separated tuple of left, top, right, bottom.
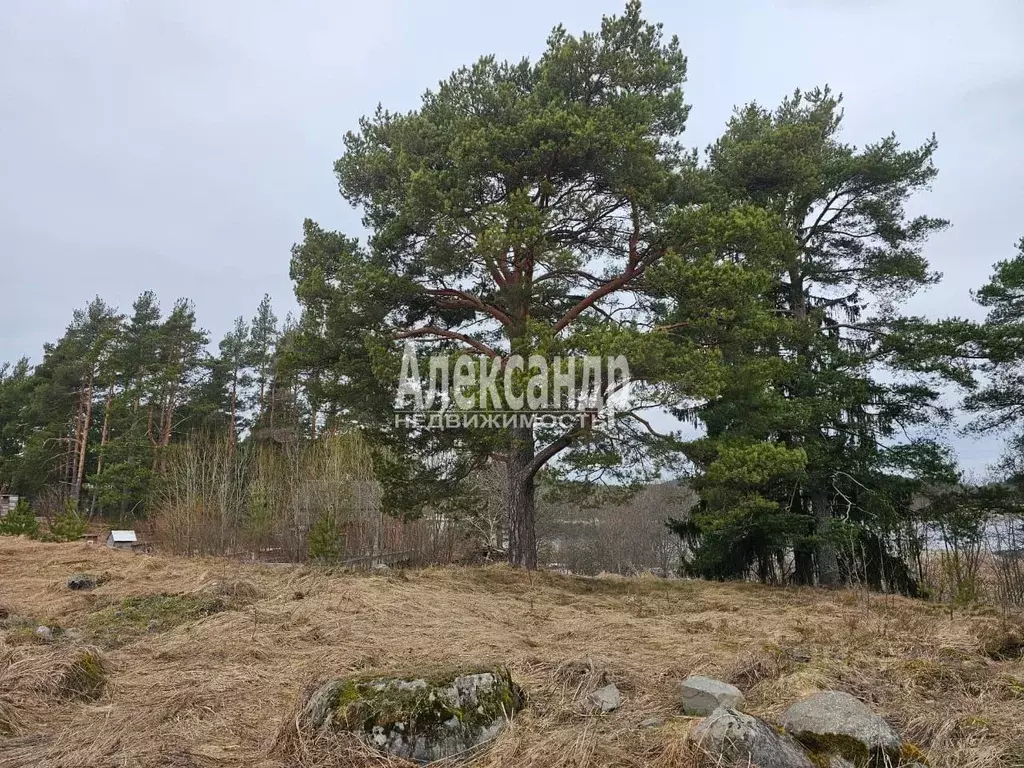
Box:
(0, 498, 38, 537)
(666, 88, 957, 588)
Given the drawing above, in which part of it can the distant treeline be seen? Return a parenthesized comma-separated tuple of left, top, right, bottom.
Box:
(0, 292, 314, 519)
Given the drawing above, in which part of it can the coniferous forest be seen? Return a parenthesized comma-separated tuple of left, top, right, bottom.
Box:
(3, 3, 1024, 606)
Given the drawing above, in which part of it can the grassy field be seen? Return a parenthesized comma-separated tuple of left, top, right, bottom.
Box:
(1, 537, 1023, 768)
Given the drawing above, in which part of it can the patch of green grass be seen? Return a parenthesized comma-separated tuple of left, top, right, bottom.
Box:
(3, 626, 47, 646)
(1, 615, 63, 645)
(59, 649, 107, 700)
(87, 593, 225, 646)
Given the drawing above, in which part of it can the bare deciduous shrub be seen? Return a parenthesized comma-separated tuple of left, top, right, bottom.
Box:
(151, 436, 493, 566)
(152, 435, 378, 562)
(989, 514, 1024, 612)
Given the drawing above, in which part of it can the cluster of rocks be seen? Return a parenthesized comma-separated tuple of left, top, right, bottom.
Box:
(682, 676, 923, 767)
(298, 665, 924, 767)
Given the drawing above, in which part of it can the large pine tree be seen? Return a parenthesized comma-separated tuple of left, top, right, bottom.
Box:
(289, 3, 733, 568)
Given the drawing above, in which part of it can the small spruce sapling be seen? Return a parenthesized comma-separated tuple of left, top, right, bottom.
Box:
(0, 499, 39, 538)
(307, 512, 344, 565)
(50, 500, 87, 542)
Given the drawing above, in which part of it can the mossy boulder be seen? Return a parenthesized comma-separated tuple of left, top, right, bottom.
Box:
(782, 692, 901, 767)
(302, 666, 525, 762)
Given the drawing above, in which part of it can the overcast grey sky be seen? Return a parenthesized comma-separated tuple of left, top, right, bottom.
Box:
(1, 0, 1021, 470)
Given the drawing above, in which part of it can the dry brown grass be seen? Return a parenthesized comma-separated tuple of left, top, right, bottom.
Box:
(1, 537, 1023, 767)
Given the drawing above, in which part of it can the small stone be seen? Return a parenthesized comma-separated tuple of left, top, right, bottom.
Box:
(588, 683, 622, 713)
(35, 626, 53, 642)
(678, 675, 744, 716)
(690, 707, 814, 768)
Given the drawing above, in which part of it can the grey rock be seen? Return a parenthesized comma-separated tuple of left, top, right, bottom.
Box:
(66, 573, 98, 591)
(35, 626, 53, 642)
(678, 675, 744, 716)
(782, 691, 901, 763)
(588, 683, 622, 713)
(302, 667, 524, 762)
(690, 707, 814, 768)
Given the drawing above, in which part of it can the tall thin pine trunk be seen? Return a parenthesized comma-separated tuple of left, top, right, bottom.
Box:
(228, 370, 238, 446)
(506, 426, 537, 569)
(89, 382, 115, 519)
(73, 368, 95, 501)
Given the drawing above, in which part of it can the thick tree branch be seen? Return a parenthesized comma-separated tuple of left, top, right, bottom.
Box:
(425, 288, 514, 327)
(394, 326, 501, 359)
(551, 203, 652, 335)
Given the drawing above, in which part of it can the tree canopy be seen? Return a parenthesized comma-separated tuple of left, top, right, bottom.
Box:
(2, 2, 1022, 592)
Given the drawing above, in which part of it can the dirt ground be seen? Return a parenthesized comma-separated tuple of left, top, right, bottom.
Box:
(1, 537, 1022, 768)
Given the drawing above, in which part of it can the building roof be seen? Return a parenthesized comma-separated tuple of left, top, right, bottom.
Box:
(108, 530, 137, 543)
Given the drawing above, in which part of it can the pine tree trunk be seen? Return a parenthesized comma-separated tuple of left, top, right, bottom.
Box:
(269, 380, 276, 429)
(506, 426, 538, 569)
(258, 368, 266, 424)
(96, 382, 113, 473)
(228, 371, 238, 446)
(813, 488, 840, 586)
(70, 395, 84, 491)
(158, 393, 174, 473)
(89, 382, 115, 519)
(789, 264, 841, 587)
(73, 369, 95, 501)
(162, 387, 176, 448)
